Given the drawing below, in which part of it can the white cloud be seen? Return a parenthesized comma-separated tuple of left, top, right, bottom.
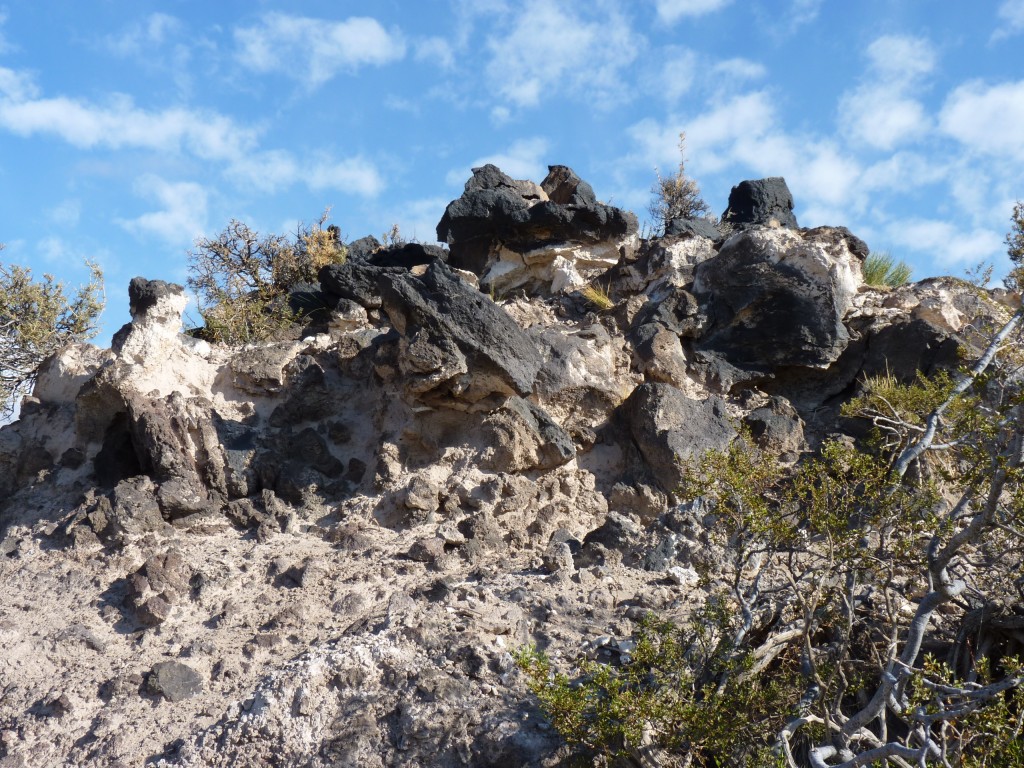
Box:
(859, 152, 949, 195)
(940, 79, 1024, 159)
(0, 68, 391, 201)
(415, 37, 455, 69)
(657, 48, 698, 103)
(684, 91, 778, 172)
(993, 0, 1024, 40)
(841, 88, 930, 150)
(48, 199, 82, 228)
(37, 235, 70, 264)
(306, 155, 385, 197)
(839, 35, 936, 150)
(886, 219, 1005, 266)
(485, 1, 639, 109)
(226, 150, 301, 192)
(711, 58, 767, 82)
(228, 150, 385, 198)
(119, 176, 209, 243)
(104, 13, 182, 57)
(0, 67, 39, 102)
(234, 13, 405, 87)
(490, 105, 512, 125)
(655, 0, 732, 23)
(785, 0, 824, 29)
(0, 89, 259, 161)
(865, 35, 936, 85)
(445, 137, 550, 187)
(628, 91, 863, 217)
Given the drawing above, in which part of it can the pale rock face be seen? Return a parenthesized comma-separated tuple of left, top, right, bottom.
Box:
(612, 234, 716, 298)
(2, 175, 1017, 768)
(657, 236, 717, 289)
(32, 344, 113, 407)
(482, 234, 636, 295)
(114, 285, 228, 403)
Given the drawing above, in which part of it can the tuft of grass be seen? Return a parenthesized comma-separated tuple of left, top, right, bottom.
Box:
(863, 251, 912, 288)
(580, 282, 614, 310)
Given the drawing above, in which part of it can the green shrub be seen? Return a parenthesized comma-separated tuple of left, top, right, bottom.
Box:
(862, 250, 912, 287)
(187, 210, 345, 344)
(0, 246, 104, 417)
(1004, 200, 1024, 292)
(517, 612, 796, 766)
(519, 353, 1024, 766)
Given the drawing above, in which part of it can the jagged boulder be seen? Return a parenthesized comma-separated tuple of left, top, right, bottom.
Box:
(620, 383, 736, 493)
(319, 244, 447, 310)
(693, 226, 866, 374)
(664, 217, 723, 241)
(436, 164, 637, 294)
(720, 177, 798, 229)
(377, 261, 542, 405)
(320, 262, 405, 309)
(481, 396, 575, 472)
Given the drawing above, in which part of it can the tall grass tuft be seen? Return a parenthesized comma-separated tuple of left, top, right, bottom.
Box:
(863, 250, 912, 288)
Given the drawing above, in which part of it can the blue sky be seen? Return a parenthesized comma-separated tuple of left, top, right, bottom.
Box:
(2, 1, 1023, 343)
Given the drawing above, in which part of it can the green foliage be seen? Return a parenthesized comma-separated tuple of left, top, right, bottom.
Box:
(520, 363, 1024, 765)
(187, 210, 346, 344)
(0, 249, 104, 417)
(862, 250, 913, 287)
(516, 614, 796, 766)
(1005, 200, 1024, 292)
(909, 656, 1024, 767)
(648, 132, 712, 235)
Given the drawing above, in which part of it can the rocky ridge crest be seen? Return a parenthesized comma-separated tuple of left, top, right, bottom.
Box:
(0, 169, 1013, 767)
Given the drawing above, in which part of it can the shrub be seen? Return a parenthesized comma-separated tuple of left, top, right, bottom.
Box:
(0, 246, 104, 418)
(517, 611, 798, 766)
(862, 250, 912, 287)
(1004, 200, 1024, 292)
(519, 307, 1024, 765)
(648, 132, 712, 235)
(187, 210, 345, 344)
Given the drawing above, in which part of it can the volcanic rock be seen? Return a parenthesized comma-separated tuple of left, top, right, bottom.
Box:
(720, 177, 798, 229)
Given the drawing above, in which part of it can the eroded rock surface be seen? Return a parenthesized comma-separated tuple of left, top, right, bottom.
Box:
(0, 168, 1013, 768)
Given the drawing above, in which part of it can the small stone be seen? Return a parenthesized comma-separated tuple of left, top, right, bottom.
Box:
(667, 565, 699, 587)
(146, 661, 203, 702)
(437, 521, 466, 546)
(541, 541, 575, 574)
(136, 595, 172, 627)
(408, 536, 446, 563)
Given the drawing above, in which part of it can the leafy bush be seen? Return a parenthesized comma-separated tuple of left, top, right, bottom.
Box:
(187, 211, 345, 344)
(648, 132, 712, 235)
(0, 245, 104, 418)
(862, 250, 912, 287)
(519, 307, 1024, 765)
(517, 611, 797, 766)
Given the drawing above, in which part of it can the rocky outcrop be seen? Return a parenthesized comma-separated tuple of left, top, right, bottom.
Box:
(621, 383, 736, 493)
(720, 176, 798, 229)
(437, 164, 638, 295)
(0, 167, 1011, 768)
(378, 261, 544, 405)
(693, 225, 866, 374)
